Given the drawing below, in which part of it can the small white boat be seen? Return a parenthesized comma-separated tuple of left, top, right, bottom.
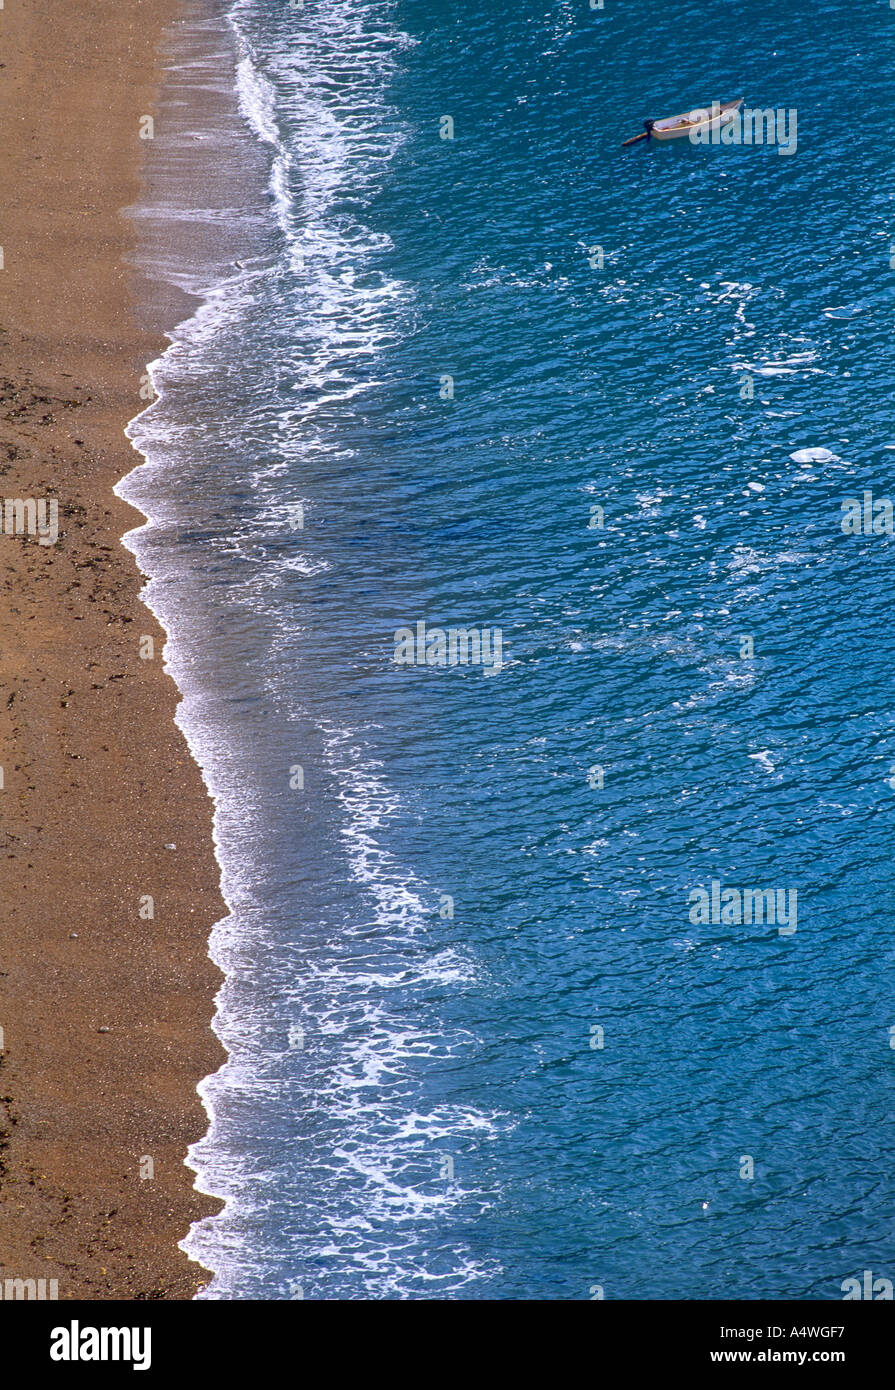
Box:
(622, 99, 743, 147)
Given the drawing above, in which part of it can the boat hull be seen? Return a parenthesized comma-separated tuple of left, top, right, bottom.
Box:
(650, 99, 743, 141)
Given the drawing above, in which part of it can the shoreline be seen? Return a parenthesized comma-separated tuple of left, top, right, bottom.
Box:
(0, 0, 235, 1298)
(118, 0, 279, 1293)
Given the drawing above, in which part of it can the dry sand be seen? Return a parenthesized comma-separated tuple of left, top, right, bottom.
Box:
(0, 0, 227, 1298)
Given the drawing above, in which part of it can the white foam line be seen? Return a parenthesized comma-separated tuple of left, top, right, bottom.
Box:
(119, 0, 496, 1301)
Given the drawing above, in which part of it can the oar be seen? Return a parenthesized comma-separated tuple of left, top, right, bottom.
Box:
(621, 119, 654, 149)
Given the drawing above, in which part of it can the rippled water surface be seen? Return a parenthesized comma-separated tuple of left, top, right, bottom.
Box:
(122, 0, 895, 1298)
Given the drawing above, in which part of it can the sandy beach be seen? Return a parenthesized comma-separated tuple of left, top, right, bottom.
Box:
(0, 0, 226, 1298)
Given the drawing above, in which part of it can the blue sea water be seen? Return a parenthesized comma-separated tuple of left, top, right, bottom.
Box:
(121, 0, 895, 1299)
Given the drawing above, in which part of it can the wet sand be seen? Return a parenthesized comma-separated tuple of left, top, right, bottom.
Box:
(0, 0, 228, 1298)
